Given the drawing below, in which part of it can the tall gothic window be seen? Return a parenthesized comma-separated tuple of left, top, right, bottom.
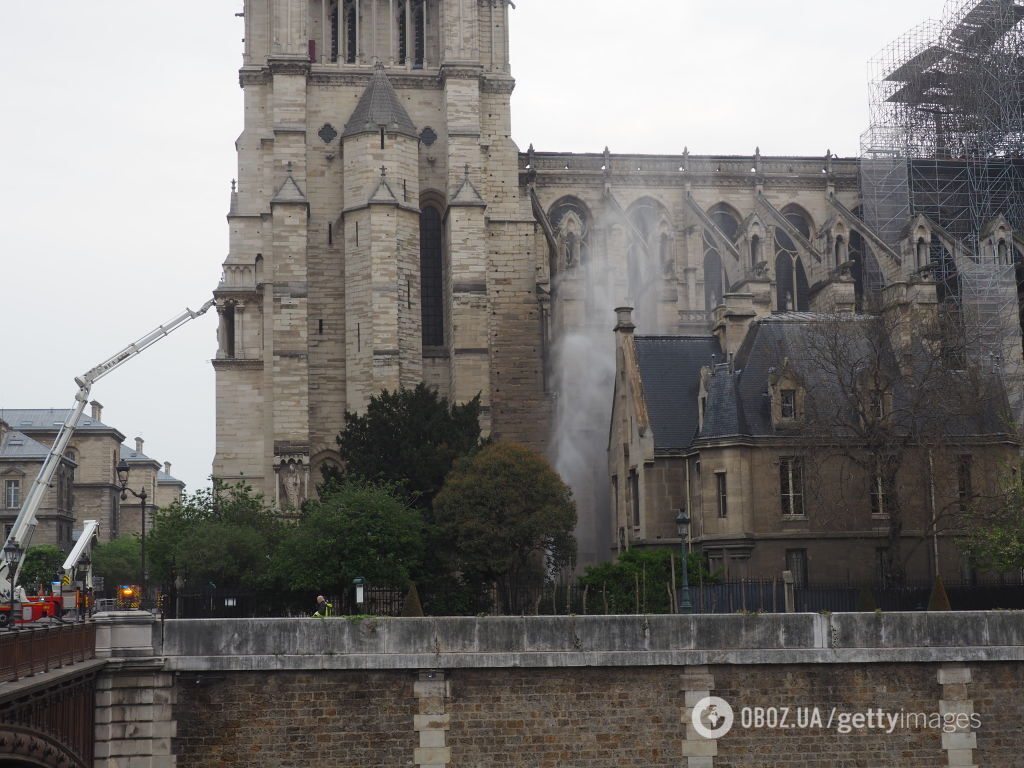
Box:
(775, 230, 809, 311)
(420, 206, 444, 346)
(345, 2, 357, 64)
(329, 1, 340, 62)
(412, 0, 425, 67)
(397, 2, 408, 64)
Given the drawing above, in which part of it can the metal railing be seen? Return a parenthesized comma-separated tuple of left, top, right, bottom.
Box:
(0, 623, 96, 683)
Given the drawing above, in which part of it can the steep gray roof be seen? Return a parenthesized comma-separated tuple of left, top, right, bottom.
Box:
(0, 409, 117, 432)
(0, 430, 51, 460)
(634, 336, 721, 453)
(157, 470, 184, 485)
(342, 64, 418, 139)
(120, 443, 159, 465)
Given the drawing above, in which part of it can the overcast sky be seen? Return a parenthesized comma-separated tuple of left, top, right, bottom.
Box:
(0, 1, 946, 494)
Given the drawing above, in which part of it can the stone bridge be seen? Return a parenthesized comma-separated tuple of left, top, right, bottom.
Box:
(3, 612, 1024, 767)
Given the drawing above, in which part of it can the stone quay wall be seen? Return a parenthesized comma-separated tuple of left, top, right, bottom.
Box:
(91, 612, 1024, 768)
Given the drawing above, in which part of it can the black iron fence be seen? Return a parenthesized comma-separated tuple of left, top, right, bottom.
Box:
(159, 577, 1023, 618)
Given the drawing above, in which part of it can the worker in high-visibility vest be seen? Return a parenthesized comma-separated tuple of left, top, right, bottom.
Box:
(313, 594, 332, 617)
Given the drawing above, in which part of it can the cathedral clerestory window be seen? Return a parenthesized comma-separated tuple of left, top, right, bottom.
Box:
(420, 205, 444, 346)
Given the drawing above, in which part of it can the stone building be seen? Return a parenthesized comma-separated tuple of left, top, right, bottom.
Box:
(610, 293, 1019, 584)
(213, 1, 1024, 568)
(0, 418, 75, 551)
(0, 405, 184, 554)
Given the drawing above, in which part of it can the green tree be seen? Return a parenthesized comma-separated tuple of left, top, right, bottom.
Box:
(577, 549, 721, 614)
(333, 382, 482, 510)
(147, 481, 281, 591)
(271, 480, 425, 598)
(18, 545, 64, 592)
(91, 536, 142, 592)
(433, 442, 577, 614)
(961, 461, 1024, 574)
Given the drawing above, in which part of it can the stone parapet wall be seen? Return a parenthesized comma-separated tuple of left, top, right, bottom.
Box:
(156, 613, 1024, 671)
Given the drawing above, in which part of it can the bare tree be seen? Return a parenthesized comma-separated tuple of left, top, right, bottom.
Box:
(785, 299, 1012, 585)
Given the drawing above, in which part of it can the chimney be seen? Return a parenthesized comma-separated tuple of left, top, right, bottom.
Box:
(164, 462, 172, 475)
(135, 437, 144, 454)
(90, 401, 103, 421)
(614, 306, 635, 334)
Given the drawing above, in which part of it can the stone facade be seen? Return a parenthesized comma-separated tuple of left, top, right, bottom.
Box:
(214, 0, 543, 507)
(213, 3, 1024, 570)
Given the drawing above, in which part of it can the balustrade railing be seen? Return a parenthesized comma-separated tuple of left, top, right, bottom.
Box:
(0, 622, 96, 683)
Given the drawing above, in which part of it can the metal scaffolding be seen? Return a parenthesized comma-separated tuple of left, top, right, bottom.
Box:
(861, 0, 1024, 365)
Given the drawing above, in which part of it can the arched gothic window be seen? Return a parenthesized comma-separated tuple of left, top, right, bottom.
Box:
(660, 233, 673, 276)
(329, 0, 340, 62)
(708, 203, 741, 243)
(751, 234, 762, 271)
(998, 239, 1009, 265)
(397, 2, 408, 64)
(775, 252, 809, 312)
(781, 204, 813, 239)
(420, 205, 444, 346)
(704, 233, 723, 315)
(344, 1, 357, 64)
(549, 198, 590, 274)
(835, 236, 847, 268)
(412, 0, 425, 67)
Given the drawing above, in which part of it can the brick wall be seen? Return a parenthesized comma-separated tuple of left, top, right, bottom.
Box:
(174, 671, 416, 768)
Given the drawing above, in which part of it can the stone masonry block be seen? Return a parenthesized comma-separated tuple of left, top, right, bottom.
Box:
(684, 690, 711, 708)
(939, 700, 975, 716)
(419, 730, 446, 749)
(414, 714, 451, 731)
(681, 740, 718, 758)
(413, 747, 452, 764)
(945, 750, 977, 767)
(687, 757, 715, 768)
(678, 675, 715, 690)
(941, 732, 978, 750)
(938, 665, 972, 685)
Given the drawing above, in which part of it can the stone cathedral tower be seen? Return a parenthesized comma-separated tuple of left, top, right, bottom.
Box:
(213, 0, 545, 508)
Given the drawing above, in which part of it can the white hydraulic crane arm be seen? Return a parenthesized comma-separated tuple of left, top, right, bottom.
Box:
(1, 299, 216, 598)
(62, 519, 100, 589)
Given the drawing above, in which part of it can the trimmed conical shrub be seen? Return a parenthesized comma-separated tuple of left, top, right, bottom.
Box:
(927, 574, 951, 611)
(402, 583, 425, 617)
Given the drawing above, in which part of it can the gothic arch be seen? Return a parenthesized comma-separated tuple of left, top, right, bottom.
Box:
(781, 203, 814, 239)
(703, 233, 724, 314)
(419, 193, 446, 347)
(625, 197, 672, 315)
(708, 202, 741, 242)
(548, 196, 591, 272)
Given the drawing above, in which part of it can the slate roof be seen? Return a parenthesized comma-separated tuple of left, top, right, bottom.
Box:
(120, 443, 159, 465)
(633, 336, 721, 453)
(0, 409, 117, 432)
(698, 312, 1010, 440)
(157, 470, 184, 485)
(0, 430, 50, 460)
(342, 64, 418, 139)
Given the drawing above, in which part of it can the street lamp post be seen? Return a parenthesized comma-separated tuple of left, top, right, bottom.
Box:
(116, 459, 147, 606)
(675, 509, 693, 614)
(4, 539, 22, 629)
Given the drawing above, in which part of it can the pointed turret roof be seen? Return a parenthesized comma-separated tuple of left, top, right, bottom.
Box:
(342, 63, 418, 139)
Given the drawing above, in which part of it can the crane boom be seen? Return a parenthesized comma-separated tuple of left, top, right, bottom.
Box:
(1, 299, 216, 605)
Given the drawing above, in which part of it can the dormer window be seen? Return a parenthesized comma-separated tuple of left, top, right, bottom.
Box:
(780, 389, 796, 419)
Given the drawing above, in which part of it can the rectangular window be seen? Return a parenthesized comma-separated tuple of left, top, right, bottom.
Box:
(5, 480, 20, 509)
(870, 391, 885, 420)
(780, 389, 796, 419)
(870, 461, 894, 516)
(779, 457, 804, 516)
(629, 469, 640, 528)
(786, 549, 808, 588)
(958, 454, 973, 511)
(716, 472, 728, 518)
